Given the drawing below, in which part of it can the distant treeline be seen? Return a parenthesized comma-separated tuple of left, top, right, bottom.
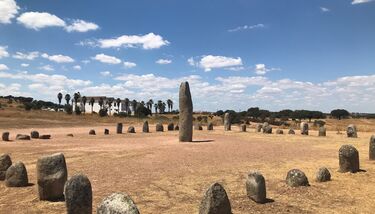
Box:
(0, 95, 59, 110)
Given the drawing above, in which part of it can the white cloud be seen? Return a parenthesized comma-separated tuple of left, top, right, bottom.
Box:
(39, 65, 54, 71)
(41, 53, 74, 63)
(73, 65, 81, 70)
(228, 24, 265, 32)
(0, 83, 25, 96)
(13, 51, 39, 60)
(0, 64, 9, 71)
(100, 71, 111, 77)
(65, 19, 99, 32)
(21, 63, 29, 67)
(156, 59, 172, 65)
(92, 53, 121, 64)
(123, 61, 136, 69)
(254, 64, 280, 75)
(17, 12, 66, 30)
(81, 60, 90, 64)
(187, 57, 196, 66)
(352, 0, 374, 4)
(0, 0, 19, 24)
(320, 7, 330, 12)
(0, 46, 9, 58)
(97, 33, 169, 49)
(192, 55, 243, 72)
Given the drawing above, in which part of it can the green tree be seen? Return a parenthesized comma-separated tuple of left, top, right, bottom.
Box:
(331, 109, 350, 120)
(65, 94, 71, 105)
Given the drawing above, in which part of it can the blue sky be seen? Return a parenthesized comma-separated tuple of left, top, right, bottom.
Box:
(0, 0, 374, 112)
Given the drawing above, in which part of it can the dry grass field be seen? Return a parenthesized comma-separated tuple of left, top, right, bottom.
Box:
(1, 103, 375, 213)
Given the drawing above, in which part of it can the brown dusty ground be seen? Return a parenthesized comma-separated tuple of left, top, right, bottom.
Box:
(1, 124, 375, 214)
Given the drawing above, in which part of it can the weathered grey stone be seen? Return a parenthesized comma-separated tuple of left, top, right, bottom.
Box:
(16, 134, 30, 140)
(39, 135, 51, 139)
(117, 123, 123, 134)
(104, 129, 109, 135)
(316, 167, 331, 182)
(276, 129, 284, 134)
(97, 192, 140, 214)
(174, 125, 179, 131)
(300, 122, 309, 135)
(89, 130, 96, 135)
(207, 122, 214, 131)
(288, 129, 295, 135)
(31, 130, 39, 139)
(224, 113, 231, 131)
(339, 145, 359, 173)
(127, 126, 135, 133)
(168, 123, 174, 131)
(256, 124, 262, 133)
(347, 124, 357, 138)
(67, 134, 74, 137)
(2, 132, 10, 141)
(64, 174, 92, 214)
(240, 124, 246, 132)
(0, 154, 12, 180)
(195, 124, 203, 130)
(37, 153, 68, 201)
(370, 135, 375, 160)
(142, 121, 149, 133)
(262, 123, 272, 134)
(5, 161, 28, 187)
(246, 171, 266, 203)
(156, 123, 164, 132)
(199, 182, 231, 214)
(179, 81, 193, 142)
(319, 126, 326, 137)
(286, 169, 309, 187)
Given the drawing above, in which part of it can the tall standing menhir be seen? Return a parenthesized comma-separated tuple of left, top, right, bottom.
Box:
(179, 81, 193, 142)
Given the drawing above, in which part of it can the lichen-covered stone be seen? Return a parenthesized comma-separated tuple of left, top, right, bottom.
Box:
(256, 124, 262, 133)
(64, 174, 92, 214)
(179, 81, 193, 142)
(0, 154, 12, 180)
(5, 162, 28, 187)
(31, 131, 39, 139)
(168, 123, 174, 131)
(143, 121, 149, 133)
(2, 132, 10, 141)
(288, 129, 295, 135)
(156, 123, 164, 132)
(300, 122, 309, 135)
(276, 129, 284, 134)
(240, 124, 246, 132)
(319, 126, 326, 137)
(316, 167, 331, 182)
(199, 183, 231, 214)
(339, 145, 359, 173)
(207, 123, 214, 131)
(347, 124, 358, 138)
(97, 192, 140, 214)
(127, 126, 136, 133)
(224, 113, 231, 131)
(286, 169, 309, 187)
(246, 171, 266, 203)
(369, 135, 375, 160)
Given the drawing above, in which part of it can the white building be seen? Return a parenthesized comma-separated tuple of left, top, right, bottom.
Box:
(73, 96, 131, 115)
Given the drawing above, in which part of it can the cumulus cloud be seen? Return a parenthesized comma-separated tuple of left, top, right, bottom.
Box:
(320, 7, 330, 12)
(97, 33, 169, 49)
(254, 64, 281, 75)
(64, 19, 99, 32)
(0, 64, 9, 71)
(21, 63, 29, 67)
(190, 55, 243, 72)
(228, 24, 265, 32)
(100, 71, 111, 77)
(0, 0, 19, 24)
(73, 65, 81, 70)
(92, 53, 121, 64)
(13, 51, 39, 60)
(352, 0, 374, 4)
(39, 65, 54, 71)
(123, 61, 136, 69)
(0, 46, 9, 58)
(156, 59, 172, 65)
(42, 53, 74, 63)
(0, 83, 25, 96)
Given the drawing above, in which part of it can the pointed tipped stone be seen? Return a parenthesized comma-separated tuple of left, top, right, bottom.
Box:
(199, 183, 231, 214)
(179, 81, 193, 142)
(224, 113, 231, 131)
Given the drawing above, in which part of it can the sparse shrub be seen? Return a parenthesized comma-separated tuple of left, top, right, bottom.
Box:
(99, 109, 108, 117)
(24, 102, 33, 111)
(75, 106, 82, 115)
(64, 104, 73, 115)
(313, 120, 326, 127)
(135, 105, 151, 118)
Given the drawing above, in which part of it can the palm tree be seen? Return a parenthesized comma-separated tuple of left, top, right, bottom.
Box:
(89, 97, 95, 113)
(157, 100, 163, 114)
(124, 98, 130, 114)
(167, 99, 173, 112)
(131, 99, 137, 115)
(65, 94, 71, 105)
(116, 98, 121, 112)
(98, 97, 104, 110)
(154, 103, 158, 114)
(82, 96, 87, 113)
(162, 102, 166, 113)
(106, 99, 113, 116)
(73, 92, 80, 109)
(57, 93, 63, 106)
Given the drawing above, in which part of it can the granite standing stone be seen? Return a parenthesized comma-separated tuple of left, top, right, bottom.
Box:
(347, 124, 358, 138)
(168, 123, 174, 131)
(64, 174, 92, 214)
(286, 169, 309, 187)
(16, 134, 30, 140)
(0, 154, 12, 180)
(300, 122, 309, 135)
(316, 167, 331, 182)
(116, 123, 123, 134)
(104, 129, 109, 135)
(288, 129, 295, 135)
(319, 126, 326, 137)
(369, 135, 375, 160)
(97, 192, 140, 214)
(339, 145, 359, 173)
(179, 81, 193, 142)
(240, 124, 246, 132)
(89, 130, 96, 135)
(5, 161, 28, 187)
(276, 129, 284, 134)
(143, 121, 149, 133)
(156, 123, 164, 132)
(199, 183, 231, 214)
(246, 171, 267, 203)
(31, 131, 39, 139)
(224, 113, 231, 131)
(256, 124, 262, 133)
(207, 122, 214, 131)
(127, 126, 135, 133)
(2, 132, 10, 141)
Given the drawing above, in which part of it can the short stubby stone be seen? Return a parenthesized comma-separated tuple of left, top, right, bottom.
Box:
(0, 154, 12, 180)
(339, 144, 360, 173)
(240, 124, 246, 132)
(369, 135, 375, 160)
(316, 167, 331, 182)
(104, 129, 109, 135)
(347, 124, 358, 138)
(67, 134, 74, 137)
(97, 192, 140, 214)
(39, 135, 51, 140)
(224, 113, 231, 131)
(199, 182, 231, 214)
(256, 124, 262, 133)
(262, 124, 272, 134)
(89, 130, 96, 135)
(5, 161, 28, 187)
(195, 124, 203, 131)
(31, 130, 40, 139)
(286, 169, 309, 187)
(168, 123, 174, 131)
(37, 153, 68, 201)
(116, 123, 123, 134)
(64, 174, 92, 214)
(288, 129, 295, 135)
(319, 126, 326, 137)
(2, 132, 10, 141)
(127, 126, 136, 133)
(179, 81, 193, 142)
(207, 123, 214, 131)
(16, 134, 30, 140)
(156, 123, 164, 132)
(143, 121, 149, 133)
(300, 122, 309, 135)
(276, 129, 284, 134)
(246, 171, 267, 203)
(174, 125, 179, 131)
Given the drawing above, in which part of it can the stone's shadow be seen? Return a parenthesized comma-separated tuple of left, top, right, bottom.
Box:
(191, 140, 214, 143)
(26, 183, 35, 187)
(263, 198, 275, 204)
(48, 196, 65, 202)
(358, 169, 367, 173)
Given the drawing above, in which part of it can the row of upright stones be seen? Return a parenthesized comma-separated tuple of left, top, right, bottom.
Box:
(2, 130, 51, 141)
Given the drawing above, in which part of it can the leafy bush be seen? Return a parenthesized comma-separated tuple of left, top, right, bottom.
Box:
(75, 106, 82, 115)
(99, 109, 108, 117)
(64, 104, 73, 114)
(24, 102, 33, 111)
